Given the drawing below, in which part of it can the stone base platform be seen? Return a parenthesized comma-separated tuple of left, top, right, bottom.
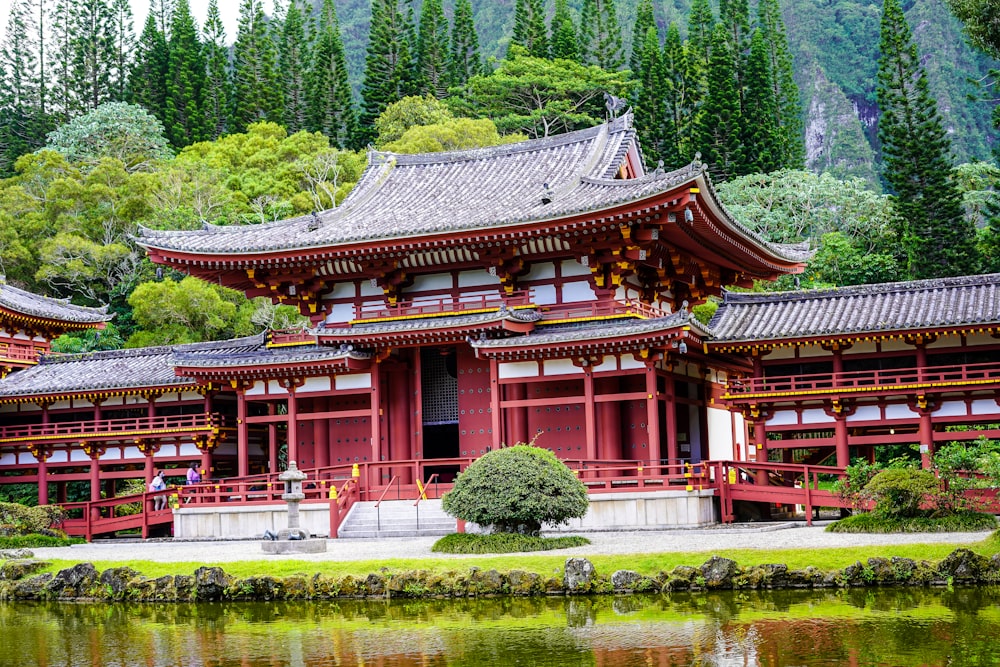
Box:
(261, 538, 328, 554)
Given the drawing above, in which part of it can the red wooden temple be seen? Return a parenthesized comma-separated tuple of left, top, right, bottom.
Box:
(0, 115, 997, 535)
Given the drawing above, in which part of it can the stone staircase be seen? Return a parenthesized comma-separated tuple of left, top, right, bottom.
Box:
(337, 499, 458, 538)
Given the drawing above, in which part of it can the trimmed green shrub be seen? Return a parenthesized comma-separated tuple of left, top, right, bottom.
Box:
(826, 511, 997, 533)
(431, 532, 590, 554)
(861, 468, 939, 518)
(441, 444, 589, 534)
(0, 503, 55, 536)
(0, 534, 82, 548)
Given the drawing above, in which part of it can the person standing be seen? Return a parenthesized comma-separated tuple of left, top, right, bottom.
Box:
(149, 471, 167, 511)
(186, 462, 202, 485)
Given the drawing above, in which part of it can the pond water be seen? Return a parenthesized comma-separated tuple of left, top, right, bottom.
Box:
(2, 587, 999, 666)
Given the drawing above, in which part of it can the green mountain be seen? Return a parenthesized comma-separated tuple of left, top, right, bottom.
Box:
(327, 0, 996, 181)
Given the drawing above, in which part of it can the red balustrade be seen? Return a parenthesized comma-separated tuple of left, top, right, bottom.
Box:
(727, 361, 1000, 399)
(0, 343, 42, 363)
(353, 290, 533, 322)
(0, 413, 222, 444)
(540, 298, 671, 322)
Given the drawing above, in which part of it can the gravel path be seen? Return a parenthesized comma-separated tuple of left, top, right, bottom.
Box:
(29, 523, 992, 564)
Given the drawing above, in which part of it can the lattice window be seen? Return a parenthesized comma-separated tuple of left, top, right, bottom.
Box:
(422, 348, 458, 425)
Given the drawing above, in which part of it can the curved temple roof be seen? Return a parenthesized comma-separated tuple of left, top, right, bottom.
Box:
(709, 273, 1000, 344)
(0, 281, 110, 326)
(137, 116, 807, 269)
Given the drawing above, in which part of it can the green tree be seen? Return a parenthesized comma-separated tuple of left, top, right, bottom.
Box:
(877, 0, 980, 278)
(693, 25, 743, 182)
(231, 0, 283, 132)
(629, 0, 655, 76)
(550, 0, 579, 62)
(70, 0, 116, 112)
(510, 0, 548, 59)
(306, 0, 356, 148)
(375, 94, 452, 146)
(440, 444, 589, 534)
(48, 0, 75, 122)
(382, 116, 521, 153)
(449, 0, 481, 86)
(45, 101, 172, 170)
(756, 0, 803, 169)
(687, 0, 715, 69)
(661, 23, 699, 168)
(0, 0, 45, 175)
(453, 46, 631, 139)
(128, 14, 169, 123)
(164, 0, 207, 148)
(107, 0, 135, 101)
(278, 0, 311, 132)
(719, 0, 750, 105)
(946, 0, 1000, 58)
(740, 30, 781, 174)
(578, 0, 623, 71)
(358, 0, 419, 146)
(416, 0, 450, 98)
(632, 17, 666, 167)
(202, 0, 230, 139)
(126, 276, 254, 346)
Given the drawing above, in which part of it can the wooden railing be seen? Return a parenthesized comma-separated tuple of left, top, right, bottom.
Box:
(268, 329, 318, 346)
(539, 298, 671, 322)
(0, 413, 222, 444)
(726, 361, 1000, 399)
(0, 342, 43, 363)
(61, 489, 176, 541)
(352, 290, 533, 323)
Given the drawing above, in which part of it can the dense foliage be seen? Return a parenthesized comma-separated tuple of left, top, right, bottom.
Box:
(441, 444, 589, 534)
(431, 532, 590, 553)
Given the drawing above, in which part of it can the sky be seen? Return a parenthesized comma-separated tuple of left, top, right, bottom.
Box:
(0, 0, 248, 47)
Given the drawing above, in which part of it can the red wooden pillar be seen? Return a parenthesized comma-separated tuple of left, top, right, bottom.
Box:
(644, 361, 661, 469)
(412, 352, 423, 464)
(508, 383, 529, 446)
(664, 372, 678, 470)
(286, 387, 299, 466)
(490, 358, 502, 450)
(752, 419, 768, 485)
(389, 366, 411, 483)
(236, 389, 249, 478)
(596, 377, 621, 460)
(201, 391, 214, 477)
(919, 409, 934, 469)
(36, 448, 49, 505)
(834, 416, 850, 469)
(583, 368, 597, 460)
(370, 367, 383, 490)
(268, 403, 278, 473)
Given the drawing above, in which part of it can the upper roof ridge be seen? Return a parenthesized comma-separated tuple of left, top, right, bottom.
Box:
(721, 273, 1000, 305)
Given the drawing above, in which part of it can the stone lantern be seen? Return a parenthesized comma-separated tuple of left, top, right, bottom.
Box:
(262, 460, 327, 553)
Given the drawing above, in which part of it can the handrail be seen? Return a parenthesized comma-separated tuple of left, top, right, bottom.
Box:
(373, 475, 400, 532)
(354, 290, 533, 322)
(727, 361, 1000, 397)
(0, 412, 221, 443)
(412, 474, 439, 532)
(0, 342, 42, 362)
(539, 298, 671, 322)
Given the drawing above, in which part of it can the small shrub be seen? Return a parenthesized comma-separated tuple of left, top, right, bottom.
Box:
(861, 468, 939, 518)
(0, 534, 82, 548)
(441, 444, 589, 534)
(431, 532, 590, 554)
(827, 511, 997, 533)
(0, 503, 51, 536)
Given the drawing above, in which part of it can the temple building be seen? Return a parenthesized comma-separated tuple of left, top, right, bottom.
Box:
(0, 115, 997, 526)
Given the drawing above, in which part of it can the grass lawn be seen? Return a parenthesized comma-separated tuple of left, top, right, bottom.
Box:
(34, 535, 1000, 581)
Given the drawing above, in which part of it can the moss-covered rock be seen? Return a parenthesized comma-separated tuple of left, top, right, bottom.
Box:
(938, 548, 992, 584)
(700, 556, 740, 589)
(0, 559, 49, 581)
(99, 566, 139, 600)
(564, 557, 595, 593)
(664, 565, 700, 591)
(507, 569, 543, 595)
(46, 562, 98, 598)
(194, 567, 231, 601)
(739, 563, 788, 589)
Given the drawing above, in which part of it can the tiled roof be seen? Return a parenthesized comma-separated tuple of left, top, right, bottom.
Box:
(0, 336, 263, 398)
(709, 273, 1000, 343)
(173, 344, 371, 369)
(0, 282, 110, 325)
(314, 308, 543, 338)
(137, 117, 804, 266)
(471, 312, 699, 350)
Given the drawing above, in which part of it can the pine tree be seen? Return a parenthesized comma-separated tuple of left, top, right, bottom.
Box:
(449, 0, 481, 86)
(358, 0, 418, 146)
(741, 30, 780, 174)
(661, 22, 699, 168)
(48, 0, 76, 121)
(629, 0, 655, 75)
(510, 0, 548, 59)
(417, 0, 450, 97)
(31, 0, 50, 118)
(164, 0, 207, 147)
(128, 13, 169, 122)
(151, 0, 175, 38)
(202, 0, 229, 139)
(719, 0, 749, 114)
(278, 0, 311, 131)
(231, 0, 283, 131)
(107, 0, 134, 101)
(70, 0, 117, 112)
(578, 0, 624, 71)
(877, 0, 980, 278)
(756, 0, 803, 169)
(693, 24, 743, 182)
(307, 0, 356, 148)
(632, 19, 666, 166)
(550, 0, 579, 61)
(0, 0, 43, 173)
(687, 0, 715, 69)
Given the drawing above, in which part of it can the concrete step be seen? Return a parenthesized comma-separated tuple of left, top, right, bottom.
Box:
(338, 499, 458, 538)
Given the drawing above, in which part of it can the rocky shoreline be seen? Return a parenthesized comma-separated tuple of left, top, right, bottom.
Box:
(1, 547, 999, 602)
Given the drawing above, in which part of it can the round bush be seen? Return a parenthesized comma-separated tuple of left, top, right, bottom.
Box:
(441, 445, 589, 534)
(861, 468, 939, 518)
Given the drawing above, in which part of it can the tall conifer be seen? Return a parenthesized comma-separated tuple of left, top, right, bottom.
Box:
(876, 0, 979, 278)
(662, 22, 699, 168)
(693, 24, 743, 182)
(307, 0, 355, 148)
(449, 0, 481, 86)
(0, 0, 43, 173)
(128, 13, 169, 122)
(632, 19, 666, 166)
(756, 0, 802, 168)
(70, 0, 116, 112)
(107, 0, 134, 101)
(231, 0, 283, 131)
(629, 0, 655, 75)
(719, 0, 749, 114)
(164, 0, 207, 147)
(741, 30, 780, 174)
(550, 0, 579, 61)
(48, 0, 75, 121)
(578, 0, 623, 70)
(687, 0, 715, 69)
(510, 0, 548, 59)
(417, 0, 450, 97)
(278, 0, 311, 131)
(202, 0, 229, 139)
(358, 0, 418, 145)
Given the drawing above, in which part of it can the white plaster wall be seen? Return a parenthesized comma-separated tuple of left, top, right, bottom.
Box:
(707, 407, 736, 460)
(562, 281, 596, 303)
(767, 410, 799, 426)
(301, 377, 332, 393)
(592, 355, 617, 373)
(458, 269, 500, 287)
(406, 273, 451, 293)
(797, 346, 830, 358)
(336, 373, 372, 390)
(560, 259, 591, 277)
(966, 333, 997, 347)
(542, 359, 582, 376)
(765, 348, 796, 360)
(548, 490, 717, 531)
(972, 399, 1000, 416)
(881, 340, 913, 353)
(935, 400, 969, 417)
(801, 408, 834, 424)
(848, 405, 882, 422)
(523, 262, 556, 281)
(620, 354, 645, 370)
(529, 284, 557, 304)
(325, 302, 354, 324)
(499, 361, 539, 379)
(245, 380, 268, 396)
(886, 403, 917, 419)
